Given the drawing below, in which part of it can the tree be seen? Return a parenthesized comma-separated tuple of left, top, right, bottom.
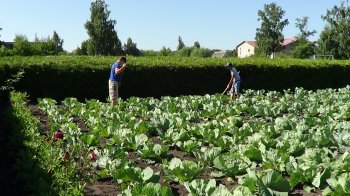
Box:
(295, 17, 317, 39)
(293, 40, 316, 59)
(52, 31, 64, 53)
(318, 26, 339, 58)
(84, 0, 122, 55)
(193, 41, 200, 49)
(123, 37, 141, 56)
(177, 47, 192, 57)
(293, 16, 317, 59)
(255, 3, 289, 56)
(318, 0, 350, 59)
(160, 46, 172, 56)
(190, 48, 211, 57)
(13, 34, 33, 56)
(177, 36, 185, 50)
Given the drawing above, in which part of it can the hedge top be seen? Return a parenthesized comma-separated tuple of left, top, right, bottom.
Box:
(1, 56, 350, 71)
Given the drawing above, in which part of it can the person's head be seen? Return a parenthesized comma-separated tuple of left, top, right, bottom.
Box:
(119, 56, 127, 64)
(224, 63, 232, 69)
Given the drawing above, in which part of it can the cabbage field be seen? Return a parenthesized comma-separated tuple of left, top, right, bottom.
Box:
(32, 86, 350, 195)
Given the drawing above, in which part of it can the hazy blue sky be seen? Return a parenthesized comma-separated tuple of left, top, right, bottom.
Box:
(0, 0, 342, 52)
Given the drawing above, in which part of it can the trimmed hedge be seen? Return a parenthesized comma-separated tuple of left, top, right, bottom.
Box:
(1, 56, 350, 101)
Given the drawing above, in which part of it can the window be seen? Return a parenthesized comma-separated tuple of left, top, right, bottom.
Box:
(248, 49, 250, 52)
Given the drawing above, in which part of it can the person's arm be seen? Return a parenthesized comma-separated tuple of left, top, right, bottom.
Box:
(115, 63, 127, 75)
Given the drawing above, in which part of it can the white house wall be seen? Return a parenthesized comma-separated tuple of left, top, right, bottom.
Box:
(237, 43, 255, 58)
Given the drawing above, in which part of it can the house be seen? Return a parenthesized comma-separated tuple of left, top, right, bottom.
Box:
(0, 41, 14, 49)
(236, 38, 298, 58)
(278, 38, 298, 53)
(211, 50, 228, 58)
(236, 41, 256, 58)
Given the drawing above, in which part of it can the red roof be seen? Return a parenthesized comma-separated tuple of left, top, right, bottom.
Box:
(236, 40, 256, 48)
(281, 38, 297, 46)
(237, 38, 297, 48)
(246, 41, 257, 47)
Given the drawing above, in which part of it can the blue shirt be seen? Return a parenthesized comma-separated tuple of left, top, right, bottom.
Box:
(109, 61, 121, 81)
(230, 67, 240, 81)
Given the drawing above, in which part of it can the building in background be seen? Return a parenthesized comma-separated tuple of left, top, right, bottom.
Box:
(236, 38, 297, 58)
(211, 50, 228, 58)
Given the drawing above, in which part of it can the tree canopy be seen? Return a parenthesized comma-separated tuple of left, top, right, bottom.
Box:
(123, 37, 141, 56)
(293, 17, 317, 59)
(255, 2, 289, 56)
(84, 0, 122, 55)
(177, 36, 185, 51)
(318, 0, 350, 59)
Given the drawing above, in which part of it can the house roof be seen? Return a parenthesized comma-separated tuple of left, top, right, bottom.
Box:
(281, 38, 297, 46)
(236, 41, 256, 48)
(211, 50, 227, 58)
(245, 41, 257, 47)
(0, 41, 14, 48)
(236, 38, 297, 48)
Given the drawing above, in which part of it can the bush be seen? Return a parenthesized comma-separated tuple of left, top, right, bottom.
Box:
(1, 56, 350, 101)
(190, 48, 212, 58)
(177, 47, 192, 57)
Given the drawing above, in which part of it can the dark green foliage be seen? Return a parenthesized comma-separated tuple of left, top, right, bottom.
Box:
(52, 31, 64, 54)
(255, 3, 289, 56)
(123, 37, 142, 56)
(193, 41, 201, 49)
(177, 36, 185, 51)
(1, 56, 350, 101)
(293, 39, 316, 59)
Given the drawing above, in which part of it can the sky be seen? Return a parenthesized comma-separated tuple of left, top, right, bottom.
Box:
(0, 0, 342, 52)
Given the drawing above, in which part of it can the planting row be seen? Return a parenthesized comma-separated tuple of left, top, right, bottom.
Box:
(32, 86, 350, 195)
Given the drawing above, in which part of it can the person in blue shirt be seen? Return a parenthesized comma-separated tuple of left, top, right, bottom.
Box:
(222, 63, 241, 100)
(109, 56, 127, 107)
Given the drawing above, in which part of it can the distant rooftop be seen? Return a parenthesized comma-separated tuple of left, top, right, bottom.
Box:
(237, 38, 297, 48)
(211, 50, 228, 58)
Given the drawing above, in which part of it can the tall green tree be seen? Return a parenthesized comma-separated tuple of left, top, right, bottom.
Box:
(177, 36, 185, 50)
(255, 2, 289, 56)
(52, 31, 64, 53)
(84, 0, 122, 55)
(293, 16, 317, 59)
(123, 37, 141, 56)
(318, 0, 350, 59)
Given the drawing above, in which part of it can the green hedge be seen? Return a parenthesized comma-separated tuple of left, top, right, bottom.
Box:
(1, 56, 350, 101)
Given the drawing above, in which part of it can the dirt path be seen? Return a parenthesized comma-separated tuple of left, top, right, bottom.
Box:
(0, 101, 23, 195)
